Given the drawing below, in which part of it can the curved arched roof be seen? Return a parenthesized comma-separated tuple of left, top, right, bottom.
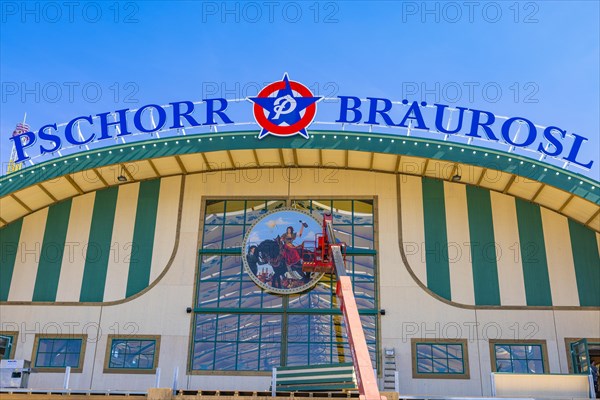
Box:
(1, 130, 599, 231)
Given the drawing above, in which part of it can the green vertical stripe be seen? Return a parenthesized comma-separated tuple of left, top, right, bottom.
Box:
(422, 178, 451, 300)
(126, 179, 161, 297)
(80, 187, 118, 302)
(568, 220, 600, 307)
(466, 186, 500, 306)
(515, 199, 552, 306)
(0, 220, 23, 301)
(32, 200, 72, 302)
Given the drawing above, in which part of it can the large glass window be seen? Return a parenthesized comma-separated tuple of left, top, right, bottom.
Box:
(33, 335, 86, 372)
(491, 340, 548, 374)
(104, 335, 160, 373)
(191, 199, 379, 373)
(0, 332, 17, 360)
(411, 339, 469, 379)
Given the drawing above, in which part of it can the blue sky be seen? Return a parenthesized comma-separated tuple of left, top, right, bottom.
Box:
(1, 1, 598, 179)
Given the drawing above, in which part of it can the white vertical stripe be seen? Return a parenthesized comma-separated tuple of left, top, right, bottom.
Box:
(8, 208, 49, 301)
(55, 192, 96, 302)
(541, 208, 580, 306)
(103, 182, 140, 302)
(490, 191, 527, 306)
(149, 176, 182, 282)
(443, 182, 475, 305)
(400, 175, 427, 285)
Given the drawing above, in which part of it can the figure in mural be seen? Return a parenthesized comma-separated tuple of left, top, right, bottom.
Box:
(245, 245, 260, 276)
(243, 210, 323, 294)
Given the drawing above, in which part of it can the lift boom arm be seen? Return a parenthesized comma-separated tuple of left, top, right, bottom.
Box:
(324, 218, 386, 400)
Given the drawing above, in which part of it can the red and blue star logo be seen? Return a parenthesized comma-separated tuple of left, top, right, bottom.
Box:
(248, 74, 322, 139)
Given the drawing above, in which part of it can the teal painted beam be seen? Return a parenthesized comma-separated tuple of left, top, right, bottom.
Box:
(569, 220, 600, 306)
(421, 178, 451, 300)
(79, 187, 119, 302)
(32, 200, 72, 302)
(466, 186, 501, 306)
(126, 180, 161, 297)
(0, 219, 23, 301)
(514, 199, 552, 306)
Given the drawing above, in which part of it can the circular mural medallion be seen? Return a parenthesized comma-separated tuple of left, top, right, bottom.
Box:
(242, 208, 324, 294)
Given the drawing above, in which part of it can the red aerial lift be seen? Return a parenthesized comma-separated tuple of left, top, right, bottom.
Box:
(301, 213, 386, 400)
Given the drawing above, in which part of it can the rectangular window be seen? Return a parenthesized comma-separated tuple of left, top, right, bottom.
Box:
(32, 335, 87, 372)
(490, 340, 548, 374)
(411, 339, 469, 379)
(191, 198, 379, 374)
(104, 335, 160, 373)
(0, 331, 18, 360)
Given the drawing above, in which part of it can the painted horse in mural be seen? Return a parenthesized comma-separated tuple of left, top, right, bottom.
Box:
(255, 235, 311, 289)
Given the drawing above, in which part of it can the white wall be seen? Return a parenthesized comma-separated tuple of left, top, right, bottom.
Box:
(2, 169, 598, 396)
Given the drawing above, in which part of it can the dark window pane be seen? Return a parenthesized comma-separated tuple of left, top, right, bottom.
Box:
(527, 345, 542, 360)
(417, 358, 433, 373)
(203, 225, 224, 250)
(245, 201, 268, 224)
(52, 340, 68, 354)
(216, 314, 239, 342)
(195, 314, 217, 341)
(528, 360, 544, 374)
(353, 256, 375, 276)
(66, 339, 81, 353)
(225, 201, 246, 225)
(353, 200, 373, 225)
(214, 343, 237, 370)
(198, 280, 219, 307)
(200, 254, 221, 276)
(140, 341, 156, 355)
(512, 359, 527, 373)
(333, 226, 352, 246)
(433, 358, 449, 373)
(65, 353, 80, 368)
(286, 343, 309, 366)
(447, 345, 462, 359)
(239, 281, 264, 308)
(35, 352, 51, 367)
(205, 201, 225, 225)
(431, 344, 447, 358)
(220, 255, 243, 280)
(332, 200, 353, 224)
(495, 345, 511, 359)
(496, 360, 512, 372)
(259, 343, 281, 370)
(416, 344, 432, 359)
(261, 315, 282, 343)
(448, 358, 464, 373)
(353, 225, 374, 249)
(238, 314, 261, 342)
(237, 343, 259, 370)
(309, 343, 331, 365)
(287, 315, 309, 342)
(223, 226, 244, 249)
(510, 346, 526, 359)
(110, 349, 125, 368)
(192, 341, 215, 370)
(38, 339, 53, 353)
(50, 353, 66, 367)
(137, 354, 154, 369)
(124, 353, 140, 368)
(217, 281, 241, 308)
